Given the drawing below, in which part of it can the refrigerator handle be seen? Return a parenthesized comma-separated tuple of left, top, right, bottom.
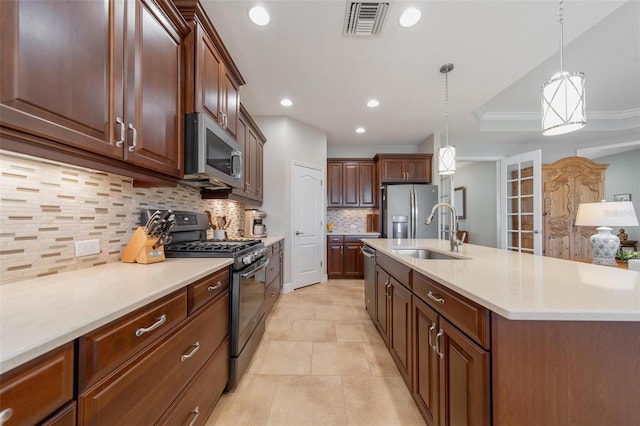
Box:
(410, 187, 416, 239)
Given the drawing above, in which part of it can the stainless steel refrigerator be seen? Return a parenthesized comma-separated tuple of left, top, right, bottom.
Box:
(381, 184, 439, 238)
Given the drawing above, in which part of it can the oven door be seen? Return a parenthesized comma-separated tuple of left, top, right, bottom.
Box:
(231, 257, 269, 356)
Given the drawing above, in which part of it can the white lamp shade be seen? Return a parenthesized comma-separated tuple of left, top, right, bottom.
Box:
(438, 145, 456, 175)
(542, 71, 586, 136)
(575, 201, 639, 227)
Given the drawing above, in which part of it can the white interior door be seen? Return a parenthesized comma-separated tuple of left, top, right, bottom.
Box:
(292, 162, 324, 289)
(499, 150, 542, 255)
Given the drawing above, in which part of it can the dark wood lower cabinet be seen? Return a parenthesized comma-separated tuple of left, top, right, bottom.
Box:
(327, 236, 365, 279)
(413, 297, 439, 425)
(390, 278, 412, 389)
(412, 296, 490, 426)
(374, 266, 390, 345)
(78, 290, 230, 425)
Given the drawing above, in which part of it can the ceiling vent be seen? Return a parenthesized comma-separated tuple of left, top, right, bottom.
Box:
(343, 2, 389, 36)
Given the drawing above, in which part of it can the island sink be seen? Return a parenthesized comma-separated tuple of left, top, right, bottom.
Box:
(391, 248, 462, 260)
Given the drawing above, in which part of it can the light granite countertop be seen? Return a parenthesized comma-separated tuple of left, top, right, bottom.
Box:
(261, 235, 285, 247)
(0, 258, 232, 374)
(363, 238, 640, 322)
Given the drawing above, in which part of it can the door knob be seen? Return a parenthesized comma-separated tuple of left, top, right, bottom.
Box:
(295, 231, 304, 235)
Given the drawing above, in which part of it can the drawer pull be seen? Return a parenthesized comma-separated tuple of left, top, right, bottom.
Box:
(181, 341, 201, 362)
(0, 408, 13, 424)
(436, 329, 445, 359)
(427, 291, 445, 305)
(207, 281, 223, 292)
(135, 314, 167, 337)
(428, 323, 437, 351)
(186, 406, 200, 426)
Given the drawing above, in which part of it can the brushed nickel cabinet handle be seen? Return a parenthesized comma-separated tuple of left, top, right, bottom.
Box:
(428, 323, 437, 352)
(128, 123, 137, 152)
(436, 329, 445, 359)
(0, 408, 13, 424)
(186, 407, 200, 426)
(135, 314, 167, 337)
(181, 341, 201, 362)
(208, 282, 223, 292)
(427, 291, 445, 305)
(115, 117, 125, 147)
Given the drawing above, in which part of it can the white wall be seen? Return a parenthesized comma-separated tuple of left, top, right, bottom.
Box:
(452, 162, 498, 248)
(598, 149, 640, 241)
(256, 116, 328, 285)
(327, 144, 418, 158)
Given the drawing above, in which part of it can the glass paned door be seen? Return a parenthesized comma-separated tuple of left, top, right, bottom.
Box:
(500, 150, 542, 255)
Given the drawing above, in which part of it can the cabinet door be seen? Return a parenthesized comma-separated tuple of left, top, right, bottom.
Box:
(256, 140, 264, 201)
(359, 162, 377, 207)
(438, 318, 490, 426)
(374, 266, 390, 345)
(0, 0, 123, 159)
(343, 242, 363, 278)
(342, 162, 360, 206)
(245, 127, 258, 199)
(390, 278, 412, 389)
(327, 243, 344, 278)
(413, 297, 439, 426)
(235, 114, 249, 197)
(380, 159, 406, 182)
(405, 158, 431, 183)
(124, 0, 183, 177)
(570, 173, 604, 259)
(222, 70, 239, 139)
(195, 25, 222, 125)
(327, 162, 344, 207)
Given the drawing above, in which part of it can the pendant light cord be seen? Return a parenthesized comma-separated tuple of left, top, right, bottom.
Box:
(558, 0, 564, 73)
(444, 69, 449, 147)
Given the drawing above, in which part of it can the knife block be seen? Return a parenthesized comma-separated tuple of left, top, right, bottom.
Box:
(120, 227, 165, 264)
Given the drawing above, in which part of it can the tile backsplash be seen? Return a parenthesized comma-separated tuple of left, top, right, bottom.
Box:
(0, 152, 245, 284)
(326, 209, 374, 233)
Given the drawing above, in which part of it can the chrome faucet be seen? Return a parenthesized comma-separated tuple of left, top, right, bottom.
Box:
(425, 202, 463, 252)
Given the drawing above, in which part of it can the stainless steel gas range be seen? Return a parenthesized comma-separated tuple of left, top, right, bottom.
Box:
(141, 210, 267, 389)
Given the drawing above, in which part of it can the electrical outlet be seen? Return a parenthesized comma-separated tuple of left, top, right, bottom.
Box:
(75, 239, 100, 257)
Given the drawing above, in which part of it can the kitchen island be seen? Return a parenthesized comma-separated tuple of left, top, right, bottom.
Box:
(362, 238, 640, 426)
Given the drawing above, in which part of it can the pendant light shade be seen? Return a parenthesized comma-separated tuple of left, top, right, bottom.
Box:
(542, 71, 586, 135)
(541, 0, 586, 136)
(439, 63, 456, 175)
(438, 145, 456, 175)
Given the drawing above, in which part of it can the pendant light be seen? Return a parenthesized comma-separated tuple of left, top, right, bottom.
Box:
(541, 0, 586, 136)
(438, 63, 456, 175)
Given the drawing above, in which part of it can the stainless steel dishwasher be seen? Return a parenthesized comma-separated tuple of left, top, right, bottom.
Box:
(361, 245, 376, 321)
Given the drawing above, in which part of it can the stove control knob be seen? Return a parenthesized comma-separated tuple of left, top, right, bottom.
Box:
(243, 255, 253, 265)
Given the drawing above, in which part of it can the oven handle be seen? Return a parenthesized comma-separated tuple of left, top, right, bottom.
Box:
(240, 258, 270, 278)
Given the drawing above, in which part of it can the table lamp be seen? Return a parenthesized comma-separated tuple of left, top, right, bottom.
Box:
(575, 200, 639, 265)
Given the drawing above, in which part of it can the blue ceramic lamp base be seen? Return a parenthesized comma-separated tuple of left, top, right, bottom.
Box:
(590, 227, 620, 265)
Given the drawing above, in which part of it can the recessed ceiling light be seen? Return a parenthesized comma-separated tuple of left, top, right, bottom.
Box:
(280, 98, 292, 107)
(249, 6, 270, 26)
(355, 127, 366, 134)
(399, 7, 421, 28)
(367, 99, 380, 108)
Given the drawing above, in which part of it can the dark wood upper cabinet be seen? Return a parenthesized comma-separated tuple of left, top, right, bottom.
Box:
(0, 0, 188, 182)
(375, 154, 432, 184)
(327, 159, 377, 208)
(178, 0, 244, 140)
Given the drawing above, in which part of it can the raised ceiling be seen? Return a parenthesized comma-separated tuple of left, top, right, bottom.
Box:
(202, 0, 640, 158)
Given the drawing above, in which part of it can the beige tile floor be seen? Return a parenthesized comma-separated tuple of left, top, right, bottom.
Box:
(205, 279, 426, 426)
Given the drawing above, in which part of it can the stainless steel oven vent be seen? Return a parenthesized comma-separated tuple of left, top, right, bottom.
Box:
(343, 2, 389, 36)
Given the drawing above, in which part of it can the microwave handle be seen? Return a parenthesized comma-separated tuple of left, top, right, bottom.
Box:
(232, 150, 243, 179)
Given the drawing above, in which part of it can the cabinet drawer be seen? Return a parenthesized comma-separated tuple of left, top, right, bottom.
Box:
(265, 277, 281, 316)
(344, 236, 363, 243)
(158, 339, 230, 426)
(377, 253, 411, 289)
(265, 253, 281, 285)
(77, 290, 187, 391)
(0, 343, 74, 426)
(78, 290, 230, 425)
(327, 235, 343, 243)
(413, 272, 490, 349)
(188, 267, 230, 314)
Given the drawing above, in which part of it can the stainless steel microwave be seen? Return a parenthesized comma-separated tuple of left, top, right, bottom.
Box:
(183, 112, 243, 188)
